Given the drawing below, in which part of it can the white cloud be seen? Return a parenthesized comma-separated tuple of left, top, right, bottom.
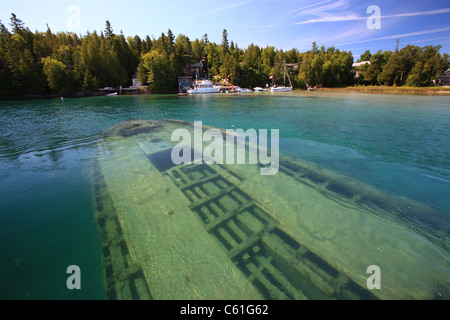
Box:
(297, 0, 350, 17)
(385, 8, 450, 19)
(284, 0, 334, 15)
(378, 27, 450, 40)
(295, 7, 450, 24)
(295, 14, 364, 24)
(247, 24, 284, 29)
(336, 27, 450, 46)
(408, 36, 450, 44)
(199, 0, 252, 16)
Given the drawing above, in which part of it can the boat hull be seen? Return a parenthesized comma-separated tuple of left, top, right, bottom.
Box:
(270, 87, 292, 92)
(187, 79, 220, 94)
(187, 88, 220, 94)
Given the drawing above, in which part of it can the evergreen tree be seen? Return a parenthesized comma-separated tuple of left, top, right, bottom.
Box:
(261, 46, 275, 77)
(220, 52, 237, 83)
(128, 35, 142, 57)
(312, 42, 318, 55)
(105, 20, 114, 38)
(167, 29, 175, 53)
(202, 33, 209, 46)
(222, 29, 229, 52)
(9, 13, 25, 35)
(142, 35, 153, 54)
(271, 50, 285, 84)
(192, 39, 203, 59)
(206, 43, 221, 77)
(243, 43, 260, 70)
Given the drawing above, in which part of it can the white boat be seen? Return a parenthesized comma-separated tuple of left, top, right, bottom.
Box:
(270, 86, 293, 92)
(107, 92, 118, 96)
(253, 87, 264, 92)
(270, 62, 293, 92)
(187, 80, 220, 94)
(236, 87, 252, 93)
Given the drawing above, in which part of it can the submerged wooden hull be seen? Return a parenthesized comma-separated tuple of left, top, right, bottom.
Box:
(91, 119, 449, 300)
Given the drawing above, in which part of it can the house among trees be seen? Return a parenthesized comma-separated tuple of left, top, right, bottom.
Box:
(131, 74, 142, 88)
(352, 61, 371, 80)
(439, 68, 450, 86)
(177, 60, 205, 93)
(286, 63, 301, 76)
(184, 61, 204, 78)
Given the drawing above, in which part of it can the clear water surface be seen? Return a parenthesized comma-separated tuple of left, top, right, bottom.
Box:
(0, 92, 449, 299)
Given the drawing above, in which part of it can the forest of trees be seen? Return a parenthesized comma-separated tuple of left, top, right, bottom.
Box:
(354, 46, 449, 87)
(0, 14, 448, 98)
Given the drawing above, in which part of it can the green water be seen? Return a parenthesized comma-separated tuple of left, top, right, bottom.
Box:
(0, 92, 449, 299)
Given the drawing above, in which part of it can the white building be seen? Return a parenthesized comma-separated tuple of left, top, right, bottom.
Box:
(352, 61, 371, 68)
(131, 76, 142, 88)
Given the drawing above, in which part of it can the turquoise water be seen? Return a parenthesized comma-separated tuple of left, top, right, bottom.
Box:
(0, 92, 449, 299)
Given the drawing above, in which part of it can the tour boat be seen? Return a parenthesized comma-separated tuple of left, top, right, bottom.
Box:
(187, 80, 220, 94)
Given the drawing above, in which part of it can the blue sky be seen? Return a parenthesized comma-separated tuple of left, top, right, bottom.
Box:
(1, 0, 449, 59)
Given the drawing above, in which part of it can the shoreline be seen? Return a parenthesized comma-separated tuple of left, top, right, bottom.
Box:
(1, 86, 450, 101)
(315, 86, 450, 95)
(0, 90, 104, 102)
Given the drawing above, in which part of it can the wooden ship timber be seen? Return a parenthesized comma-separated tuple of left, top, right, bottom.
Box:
(90, 119, 450, 300)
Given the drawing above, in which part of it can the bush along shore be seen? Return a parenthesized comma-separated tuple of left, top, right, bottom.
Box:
(0, 14, 449, 99)
(315, 86, 450, 95)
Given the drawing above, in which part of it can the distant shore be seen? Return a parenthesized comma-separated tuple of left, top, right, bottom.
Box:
(315, 86, 450, 95)
(2, 86, 450, 101)
(0, 90, 104, 101)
